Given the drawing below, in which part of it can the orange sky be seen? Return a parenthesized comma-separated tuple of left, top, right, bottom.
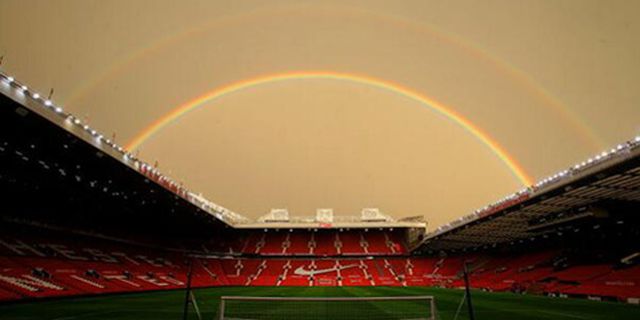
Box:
(1, 0, 639, 229)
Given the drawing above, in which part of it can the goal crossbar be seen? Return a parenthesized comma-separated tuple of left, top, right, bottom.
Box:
(218, 295, 437, 320)
(221, 295, 434, 301)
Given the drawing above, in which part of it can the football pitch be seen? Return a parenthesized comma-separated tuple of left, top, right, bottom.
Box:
(1, 286, 640, 320)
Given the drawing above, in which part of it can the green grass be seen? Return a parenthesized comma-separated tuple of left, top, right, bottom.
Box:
(1, 286, 640, 320)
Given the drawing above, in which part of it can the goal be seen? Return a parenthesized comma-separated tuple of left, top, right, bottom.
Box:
(217, 295, 438, 320)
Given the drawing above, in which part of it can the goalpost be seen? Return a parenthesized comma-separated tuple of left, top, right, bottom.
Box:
(217, 296, 438, 320)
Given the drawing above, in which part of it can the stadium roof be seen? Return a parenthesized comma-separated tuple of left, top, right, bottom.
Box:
(417, 135, 640, 253)
(3, 70, 639, 243)
(0, 70, 425, 231)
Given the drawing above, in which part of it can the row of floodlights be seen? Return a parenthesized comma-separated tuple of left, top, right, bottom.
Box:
(3, 75, 63, 114)
(5, 70, 640, 231)
(0, 72, 198, 174)
(189, 193, 240, 221)
(1, 72, 119, 149)
(435, 134, 640, 234)
(0, 71, 220, 215)
(1, 71, 234, 217)
(534, 141, 637, 189)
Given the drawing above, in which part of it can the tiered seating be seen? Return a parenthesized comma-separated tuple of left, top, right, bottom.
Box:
(339, 232, 364, 254)
(314, 232, 338, 256)
(362, 259, 401, 286)
(365, 232, 389, 254)
(385, 232, 407, 254)
(250, 260, 286, 286)
(329, 231, 408, 255)
(435, 256, 467, 278)
(244, 233, 266, 254)
(554, 265, 640, 300)
(0, 287, 21, 301)
(2, 227, 640, 303)
(554, 265, 611, 281)
(385, 259, 408, 284)
(274, 260, 292, 286)
(287, 232, 311, 254)
(340, 259, 370, 286)
(260, 233, 287, 255)
(194, 259, 228, 286)
(0, 261, 69, 299)
(237, 230, 406, 256)
(468, 251, 557, 291)
(236, 259, 261, 285)
(220, 259, 244, 285)
(313, 260, 337, 286)
(409, 257, 438, 276)
(201, 235, 246, 254)
(308, 233, 317, 255)
(279, 260, 310, 286)
(0, 250, 191, 300)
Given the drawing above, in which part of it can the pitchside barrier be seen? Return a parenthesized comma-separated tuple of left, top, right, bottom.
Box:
(217, 295, 438, 320)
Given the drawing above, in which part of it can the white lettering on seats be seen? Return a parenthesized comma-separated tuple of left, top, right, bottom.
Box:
(104, 275, 141, 287)
(47, 244, 88, 261)
(137, 275, 168, 286)
(70, 275, 105, 288)
(0, 239, 45, 256)
(83, 249, 118, 263)
(111, 252, 140, 265)
(161, 258, 174, 266)
(0, 274, 64, 291)
(158, 275, 184, 286)
(135, 255, 162, 267)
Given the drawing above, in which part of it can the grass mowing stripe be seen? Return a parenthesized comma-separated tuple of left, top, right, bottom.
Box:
(347, 287, 430, 319)
(2, 286, 640, 320)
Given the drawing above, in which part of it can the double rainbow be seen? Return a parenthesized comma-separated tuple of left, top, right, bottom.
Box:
(126, 71, 533, 186)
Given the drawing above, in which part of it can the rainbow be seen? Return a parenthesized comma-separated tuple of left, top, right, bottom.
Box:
(126, 71, 534, 186)
(66, 5, 603, 150)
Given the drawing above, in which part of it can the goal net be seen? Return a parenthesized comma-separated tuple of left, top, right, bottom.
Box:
(217, 296, 438, 320)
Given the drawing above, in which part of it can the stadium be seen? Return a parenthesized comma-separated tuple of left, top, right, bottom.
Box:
(1, 1, 640, 320)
